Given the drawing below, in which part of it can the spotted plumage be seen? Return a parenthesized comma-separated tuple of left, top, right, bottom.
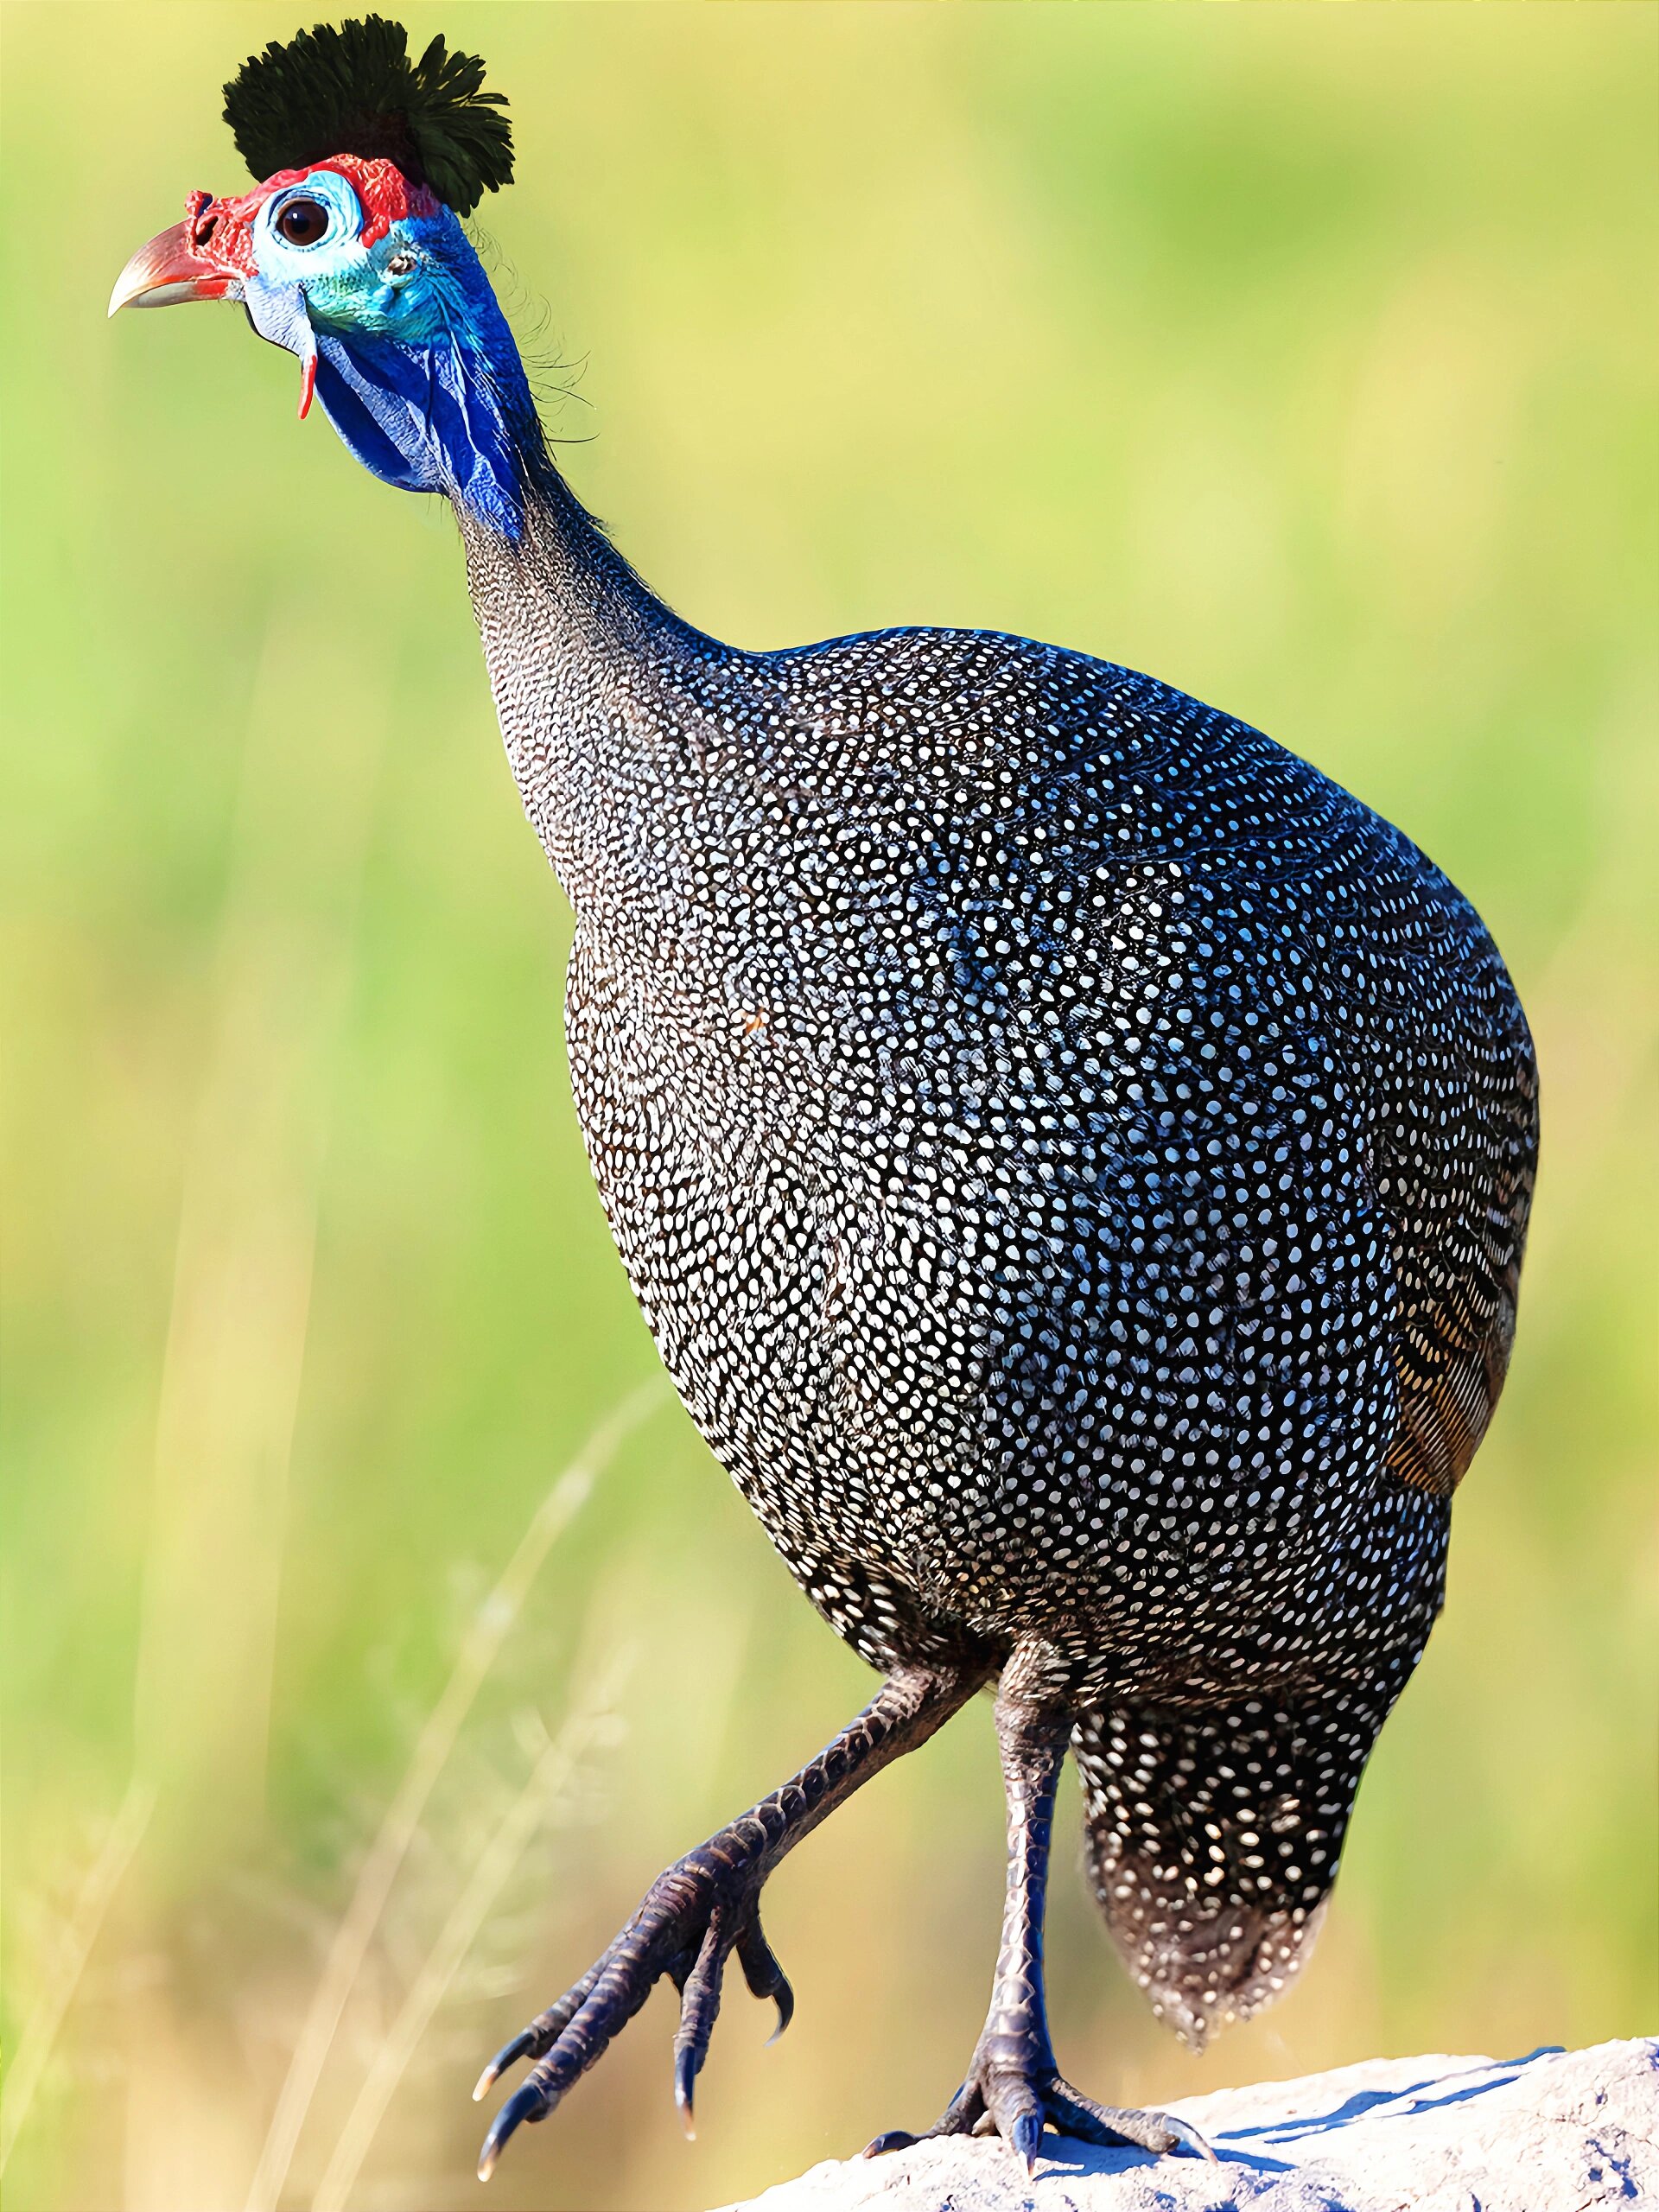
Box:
(462, 494, 1534, 2063)
(115, 18, 1537, 2173)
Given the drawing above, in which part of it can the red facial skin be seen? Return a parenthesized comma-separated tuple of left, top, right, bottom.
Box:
(113, 156, 442, 302)
(188, 154, 442, 270)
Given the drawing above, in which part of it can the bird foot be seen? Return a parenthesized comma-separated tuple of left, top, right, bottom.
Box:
(864, 2050, 1214, 2176)
(474, 1840, 792, 2178)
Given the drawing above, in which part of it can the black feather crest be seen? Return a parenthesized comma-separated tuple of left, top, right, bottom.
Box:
(223, 16, 512, 216)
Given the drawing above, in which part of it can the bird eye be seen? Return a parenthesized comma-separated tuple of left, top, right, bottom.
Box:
(276, 198, 330, 248)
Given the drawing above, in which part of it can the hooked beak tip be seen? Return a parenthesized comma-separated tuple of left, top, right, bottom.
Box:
(109, 220, 238, 318)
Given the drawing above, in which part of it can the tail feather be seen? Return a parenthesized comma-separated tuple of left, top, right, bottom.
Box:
(1072, 1688, 1392, 2049)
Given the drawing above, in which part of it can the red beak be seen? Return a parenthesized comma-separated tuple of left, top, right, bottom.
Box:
(107, 219, 241, 315)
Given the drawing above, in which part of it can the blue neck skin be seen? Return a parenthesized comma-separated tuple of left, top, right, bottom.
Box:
(242, 198, 696, 664)
(243, 209, 539, 541)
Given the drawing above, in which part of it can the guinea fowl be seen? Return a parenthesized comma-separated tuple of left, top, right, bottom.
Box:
(111, 17, 1538, 2183)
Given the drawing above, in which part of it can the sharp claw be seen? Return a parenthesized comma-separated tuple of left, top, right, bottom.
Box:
(474, 1859, 785, 2165)
(672, 2044, 698, 2140)
(862, 2129, 919, 2158)
(1164, 2113, 1218, 2163)
(1011, 2108, 1043, 2176)
(736, 1913, 794, 2045)
(473, 2026, 538, 2102)
(765, 1973, 795, 2045)
(476, 2080, 547, 2182)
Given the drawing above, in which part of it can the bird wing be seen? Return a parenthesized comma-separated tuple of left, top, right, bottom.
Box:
(735, 627, 1538, 1517)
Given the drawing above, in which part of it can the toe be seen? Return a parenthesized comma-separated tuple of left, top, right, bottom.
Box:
(1160, 2112, 1219, 2163)
(734, 1910, 794, 2043)
(474, 1951, 610, 2102)
(477, 2080, 546, 2182)
(983, 2071, 1047, 2175)
(1043, 2076, 1195, 2159)
(671, 1916, 728, 2136)
(1009, 2107, 1045, 2176)
(474, 2026, 539, 2102)
(864, 2074, 985, 2156)
(862, 2129, 922, 2158)
(470, 1841, 787, 2177)
(671, 2041, 700, 2139)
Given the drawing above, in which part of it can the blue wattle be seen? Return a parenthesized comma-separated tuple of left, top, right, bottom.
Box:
(311, 330, 525, 537)
(241, 231, 535, 541)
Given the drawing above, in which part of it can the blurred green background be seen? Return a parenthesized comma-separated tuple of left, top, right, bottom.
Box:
(3, 3, 1656, 2208)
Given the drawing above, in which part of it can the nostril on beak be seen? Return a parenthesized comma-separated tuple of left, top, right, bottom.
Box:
(183, 188, 219, 251)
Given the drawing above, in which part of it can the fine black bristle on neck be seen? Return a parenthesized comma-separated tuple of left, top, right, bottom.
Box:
(222, 15, 512, 215)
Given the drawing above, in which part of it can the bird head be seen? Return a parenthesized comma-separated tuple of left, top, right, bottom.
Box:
(110, 16, 534, 535)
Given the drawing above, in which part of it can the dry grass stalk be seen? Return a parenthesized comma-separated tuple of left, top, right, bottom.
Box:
(245, 1385, 661, 2212)
(308, 1648, 638, 2212)
(0, 1779, 156, 2178)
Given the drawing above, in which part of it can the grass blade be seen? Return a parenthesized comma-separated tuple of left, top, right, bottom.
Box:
(244, 1385, 661, 2212)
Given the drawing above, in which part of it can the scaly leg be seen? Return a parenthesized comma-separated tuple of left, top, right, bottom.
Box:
(867, 1684, 1213, 2173)
(476, 1662, 985, 2178)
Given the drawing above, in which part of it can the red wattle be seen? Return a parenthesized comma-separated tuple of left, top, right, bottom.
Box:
(298, 352, 317, 421)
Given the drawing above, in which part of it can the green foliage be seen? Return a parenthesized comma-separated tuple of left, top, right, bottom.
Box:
(3, 6, 1654, 2209)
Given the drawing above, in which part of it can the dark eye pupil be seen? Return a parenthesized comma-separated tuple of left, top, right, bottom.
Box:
(277, 199, 328, 246)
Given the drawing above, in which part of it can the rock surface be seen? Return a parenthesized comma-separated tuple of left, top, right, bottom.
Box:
(714, 2039, 1657, 2212)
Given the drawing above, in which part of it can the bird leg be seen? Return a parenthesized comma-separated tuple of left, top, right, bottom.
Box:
(475, 1662, 984, 2177)
(867, 1684, 1212, 2174)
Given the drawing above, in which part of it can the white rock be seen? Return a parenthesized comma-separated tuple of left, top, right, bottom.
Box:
(713, 2038, 1658, 2212)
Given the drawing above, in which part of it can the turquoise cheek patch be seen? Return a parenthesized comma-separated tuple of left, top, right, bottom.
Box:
(249, 211, 537, 538)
